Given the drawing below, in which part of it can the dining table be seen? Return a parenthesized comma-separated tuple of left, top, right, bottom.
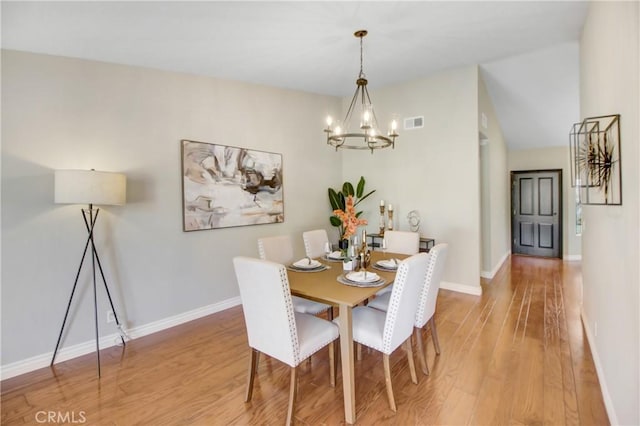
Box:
(287, 250, 407, 424)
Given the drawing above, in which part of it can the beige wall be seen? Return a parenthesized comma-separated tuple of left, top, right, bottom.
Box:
(1, 50, 342, 365)
(340, 66, 482, 294)
(579, 2, 639, 424)
(508, 146, 581, 258)
(0, 50, 519, 372)
(478, 72, 510, 276)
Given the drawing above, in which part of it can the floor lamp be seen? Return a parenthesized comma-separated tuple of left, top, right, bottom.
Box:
(51, 169, 127, 377)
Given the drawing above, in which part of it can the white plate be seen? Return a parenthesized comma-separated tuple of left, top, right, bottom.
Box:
(292, 258, 322, 269)
(327, 251, 345, 260)
(376, 259, 398, 269)
(346, 271, 380, 283)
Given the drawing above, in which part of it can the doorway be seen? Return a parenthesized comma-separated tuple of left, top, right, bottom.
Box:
(511, 170, 562, 258)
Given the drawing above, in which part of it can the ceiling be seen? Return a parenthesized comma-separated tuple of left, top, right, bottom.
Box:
(1, 1, 588, 150)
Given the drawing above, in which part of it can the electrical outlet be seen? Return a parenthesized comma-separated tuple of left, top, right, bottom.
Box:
(106, 310, 115, 324)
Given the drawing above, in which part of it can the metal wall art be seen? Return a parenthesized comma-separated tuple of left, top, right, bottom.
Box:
(570, 114, 621, 205)
(181, 140, 284, 231)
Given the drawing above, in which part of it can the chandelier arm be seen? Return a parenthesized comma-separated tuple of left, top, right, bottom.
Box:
(328, 133, 393, 148)
(343, 86, 361, 127)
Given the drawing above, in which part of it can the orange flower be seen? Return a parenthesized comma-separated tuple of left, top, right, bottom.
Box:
(333, 195, 368, 239)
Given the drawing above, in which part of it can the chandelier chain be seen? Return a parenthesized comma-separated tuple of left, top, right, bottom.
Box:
(359, 34, 365, 79)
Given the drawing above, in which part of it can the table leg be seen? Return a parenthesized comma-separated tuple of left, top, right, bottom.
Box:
(339, 304, 356, 424)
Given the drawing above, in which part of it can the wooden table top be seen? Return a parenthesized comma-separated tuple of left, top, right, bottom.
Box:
(287, 251, 407, 307)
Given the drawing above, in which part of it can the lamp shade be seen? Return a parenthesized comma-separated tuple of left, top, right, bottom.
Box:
(55, 169, 126, 206)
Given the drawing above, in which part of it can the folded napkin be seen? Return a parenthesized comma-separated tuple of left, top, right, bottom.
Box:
(328, 251, 344, 259)
(346, 271, 380, 283)
(376, 259, 398, 269)
(293, 258, 322, 269)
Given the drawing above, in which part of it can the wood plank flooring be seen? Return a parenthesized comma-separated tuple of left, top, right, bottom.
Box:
(1, 255, 609, 425)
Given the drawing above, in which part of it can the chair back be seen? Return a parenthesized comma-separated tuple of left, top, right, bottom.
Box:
(302, 229, 330, 259)
(415, 244, 449, 328)
(258, 235, 294, 265)
(382, 252, 429, 353)
(233, 257, 300, 367)
(384, 230, 420, 255)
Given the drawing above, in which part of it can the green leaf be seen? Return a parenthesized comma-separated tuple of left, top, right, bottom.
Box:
(339, 192, 345, 209)
(356, 176, 365, 198)
(355, 211, 363, 218)
(330, 216, 342, 227)
(328, 188, 341, 210)
(354, 189, 376, 206)
(342, 182, 355, 197)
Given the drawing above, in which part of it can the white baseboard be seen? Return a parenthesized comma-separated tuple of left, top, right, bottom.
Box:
(480, 251, 511, 279)
(0, 296, 241, 381)
(580, 308, 618, 425)
(563, 254, 582, 261)
(440, 281, 482, 296)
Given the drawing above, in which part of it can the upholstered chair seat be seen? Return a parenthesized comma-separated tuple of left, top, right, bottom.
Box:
(369, 243, 449, 375)
(302, 229, 330, 259)
(258, 235, 333, 317)
(233, 257, 339, 426)
(334, 252, 429, 411)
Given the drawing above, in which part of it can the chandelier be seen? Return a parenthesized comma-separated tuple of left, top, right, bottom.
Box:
(324, 30, 399, 153)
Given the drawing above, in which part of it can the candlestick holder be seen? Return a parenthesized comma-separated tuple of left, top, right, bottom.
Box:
(379, 205, 386, 236)
(358, 232, 371, 271)
(387, 209, 394, 231)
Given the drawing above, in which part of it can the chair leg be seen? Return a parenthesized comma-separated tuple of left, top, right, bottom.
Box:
(356, 342, 362, 361)
(430, 317, 441, 355)
(286, 366, 298, 426)
(382, 354, 397, 412)
(404, 339, 418, 384)
(414, 327, 426, 375)
(329, 340, 336, 387)
(327, 307, 334, 321)
(245, 348, 259, 402)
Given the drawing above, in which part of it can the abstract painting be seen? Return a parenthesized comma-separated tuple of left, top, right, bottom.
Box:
(181, 140, 284, 231)
(570, 114, 621, 205)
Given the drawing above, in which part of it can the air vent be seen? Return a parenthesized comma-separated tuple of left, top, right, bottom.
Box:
(404, 116, 424, 130)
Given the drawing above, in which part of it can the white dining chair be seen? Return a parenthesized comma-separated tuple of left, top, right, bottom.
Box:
(369, 243, 448, 375)
(375, 230, 421, 296)
(258, 235, 333, 318)
(383, 230, 420, 255)
(335, 252, 429, 412)
(302, 229, 330, 259)
(233, 257, 339, 426)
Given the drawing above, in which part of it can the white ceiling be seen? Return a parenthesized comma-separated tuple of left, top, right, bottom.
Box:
(1, 1, 588, 150)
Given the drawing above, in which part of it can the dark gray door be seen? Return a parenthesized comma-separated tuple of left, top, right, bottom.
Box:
(511, 170, 562, 258)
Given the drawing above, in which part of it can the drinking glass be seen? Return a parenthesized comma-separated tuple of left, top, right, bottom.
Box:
(324, 242, 332, 258)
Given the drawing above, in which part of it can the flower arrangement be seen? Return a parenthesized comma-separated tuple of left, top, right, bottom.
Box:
(333, 195, 368, 240)
(328, 176, 375, 240)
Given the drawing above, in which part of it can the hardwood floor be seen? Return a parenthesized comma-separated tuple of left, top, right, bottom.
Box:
(1, 255, 609, 425)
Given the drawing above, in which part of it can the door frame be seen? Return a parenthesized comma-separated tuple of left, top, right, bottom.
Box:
(510, 169, 563, 259)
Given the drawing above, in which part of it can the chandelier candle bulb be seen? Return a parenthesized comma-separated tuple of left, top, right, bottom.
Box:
(389, 119, 399, 136)
(388, 204, 393, 212)
(326, 116, 333, 129)
(380, 199, 384, 207)
(334, 122, 342, 135)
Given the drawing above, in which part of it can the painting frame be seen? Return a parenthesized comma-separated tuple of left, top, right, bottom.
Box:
(181, 139, 284, 231)
(569, 114, 622, 206)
